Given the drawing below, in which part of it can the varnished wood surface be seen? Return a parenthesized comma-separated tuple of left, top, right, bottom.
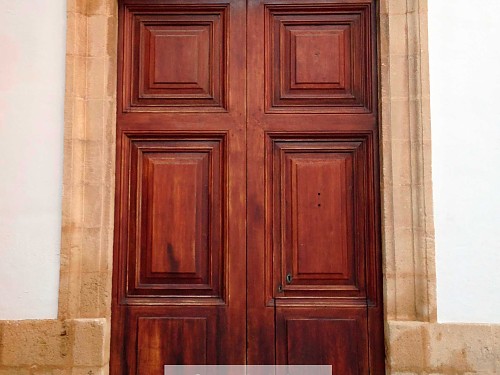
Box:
(111, 0, 384, 373)
(111, 0, 247, 373)
(247, 0, 384, 372)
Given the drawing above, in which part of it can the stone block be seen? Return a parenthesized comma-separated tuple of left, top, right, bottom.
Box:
(427, 324, 495, 373)
(74, 56, 87, 99)
(387, 321, 428, 372)
(88, 15, 108, 57)
(85, 100, 105, 142)
(86, 0, 112, 16)
(389, 14, 408, 54)
(82, 227, 103, 272)
(82, 184, 103, 229)
(78, 272, 111, 318)
(86, 57, 106, 99)
(105, 16, 118, 60)
(0, 321, 70, 367)
(388, 0, 407, 15)
(75, 13, 88, 57)
(69, 319, 108, 367)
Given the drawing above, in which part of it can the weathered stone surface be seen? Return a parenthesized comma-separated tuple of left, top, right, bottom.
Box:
(387, 321, 427, 372)
(0, 321, 70, 367)
(387, 321, 500, 374)
(70, 319, 109, 367)
(427, 324, 496, 374)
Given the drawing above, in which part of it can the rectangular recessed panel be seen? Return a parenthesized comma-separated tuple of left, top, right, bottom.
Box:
(149, 155, 207, 274)
(293, 156, 352, 277)
(266, 4, 372, 113)
(282, 317, 366, 374)
(140, 22, 213, 98)
(294, 33, 342, 85)
(123, 5, 227, 111)
(137, 317, 207, 371)
(153, 33, 204, 85)
(269, 137, 369, 298)
(125, 136, 225, 299)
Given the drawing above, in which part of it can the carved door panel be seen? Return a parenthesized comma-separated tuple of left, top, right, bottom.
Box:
(112, 0, 384, 373)
(111, 0, 246, 373)
(246, 0, 385, 372)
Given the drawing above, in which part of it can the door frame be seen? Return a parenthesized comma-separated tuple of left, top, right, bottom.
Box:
(58, 0, 436, 371)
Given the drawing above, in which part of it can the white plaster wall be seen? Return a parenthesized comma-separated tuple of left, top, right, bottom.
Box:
(0, 1, 66, 319)
(429, 1, 500, 323)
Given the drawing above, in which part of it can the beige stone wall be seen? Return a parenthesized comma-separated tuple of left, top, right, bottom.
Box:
(0, 0, 499, 373)
(380, 0, 436, 324)
(388, 322, 500, 373)
(0, 319, 109, 374)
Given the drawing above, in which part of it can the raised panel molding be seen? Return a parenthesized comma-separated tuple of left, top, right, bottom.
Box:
(120, 134, 227, 302)
(265, 4, 372, 113)
(291, 154, 353, 282)
(293, 30, 345, 86)
(148, 27, 210, 88)
(267, 134, 373, 300)
(145, 153, 207, 278)
(123, 5, 228, 111)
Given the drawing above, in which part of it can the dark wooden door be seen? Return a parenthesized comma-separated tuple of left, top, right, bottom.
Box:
(112, 0, 384, 373)
(246, 0, 384, 372)
(111, 0, 247, 373)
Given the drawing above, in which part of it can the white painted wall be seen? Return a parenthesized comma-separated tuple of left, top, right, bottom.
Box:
(429, 1, 500, 323)
(0, 1, 66, 319)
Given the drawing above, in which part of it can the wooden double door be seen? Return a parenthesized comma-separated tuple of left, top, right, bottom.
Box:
(111, 0, 384, 373)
